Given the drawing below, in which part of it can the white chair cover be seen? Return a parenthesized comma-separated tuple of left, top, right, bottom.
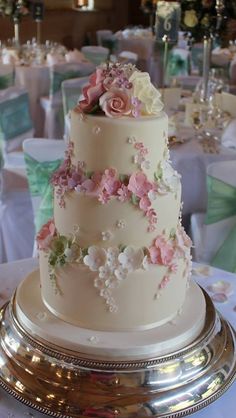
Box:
(81, 46, 109, 65)
(0, 86, 34, 170)
(0, 64, 15, 89)
(23, 138, 66, 235)
(221, 119, 236, 149)
(190, 160, 236, 266)
(40, 62, 95, 139)
(65, 49, 88, 64)
(61, 76, 89, 141)
(0, 167, 34, 263)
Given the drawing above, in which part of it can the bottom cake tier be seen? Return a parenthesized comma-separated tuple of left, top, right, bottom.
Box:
(15, 270, 205, 359)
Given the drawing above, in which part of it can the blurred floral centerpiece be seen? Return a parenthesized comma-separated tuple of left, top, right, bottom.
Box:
(0, 0, 29, 20)
(180, 0, 217, 41)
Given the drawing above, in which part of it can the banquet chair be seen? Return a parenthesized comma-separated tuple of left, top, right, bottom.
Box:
(229, 57, 236, 86)
(23, 138, 66, 255)
(81, 46, 109, 66)
(190, 160, 236, 273)
(0, 167, 34, 263)
(40, 62, 95, 139)
(118, 51, 138, 65)
(0, 64, 15, 89)
(0, 86, 34, 171)
(96, 30, 113, 46)
(61, 76, 89, 141)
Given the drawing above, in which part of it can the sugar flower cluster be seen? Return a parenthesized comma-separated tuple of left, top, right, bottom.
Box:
(51, 153, 159, 232)
(37, 219, 192, 312)
(76, 62, 163, 118)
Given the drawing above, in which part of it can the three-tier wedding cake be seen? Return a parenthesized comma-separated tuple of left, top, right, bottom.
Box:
(16, 63, 206, 357)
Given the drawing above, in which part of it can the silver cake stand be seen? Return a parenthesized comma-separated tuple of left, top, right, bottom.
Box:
(0, 288, 235, 418)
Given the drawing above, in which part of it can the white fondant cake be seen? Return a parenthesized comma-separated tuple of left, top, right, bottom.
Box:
(32, 63, 205, 340)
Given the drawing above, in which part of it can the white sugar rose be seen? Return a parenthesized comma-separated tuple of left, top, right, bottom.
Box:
(129, 71, 163, 115)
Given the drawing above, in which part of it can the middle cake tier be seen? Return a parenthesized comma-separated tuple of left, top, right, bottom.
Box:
(54, 192, 181, 248)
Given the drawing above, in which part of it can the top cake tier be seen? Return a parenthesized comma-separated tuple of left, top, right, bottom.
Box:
(70, 111, 168, 178)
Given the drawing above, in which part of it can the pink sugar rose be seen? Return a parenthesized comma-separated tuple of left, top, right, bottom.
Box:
(99, 87, 132, 118)
(37, 219, 56, 250)
(79, 69, 106, 113)
(139, 195, 151, 211)
(128, 172, 153, 198)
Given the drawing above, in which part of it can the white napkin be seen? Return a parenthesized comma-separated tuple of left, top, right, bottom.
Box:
(1, 48, 20, 65)
(46, 53, 66, 66)
(65, 49, 87, 63)
(221, 119, 236, 148)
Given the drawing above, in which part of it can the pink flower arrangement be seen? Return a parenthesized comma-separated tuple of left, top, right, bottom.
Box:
(37, 219, 56, 250)
(76, 62, 163, 118)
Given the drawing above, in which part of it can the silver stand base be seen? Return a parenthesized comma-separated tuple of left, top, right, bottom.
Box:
(0, 288, 235, 418)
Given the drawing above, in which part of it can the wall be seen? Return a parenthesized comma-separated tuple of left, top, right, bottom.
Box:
(0, 0, 129, 49)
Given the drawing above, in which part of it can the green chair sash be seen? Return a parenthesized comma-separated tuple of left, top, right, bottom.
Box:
(50, 70, 82, 95)
(0, 72, 14, 90)
(24, 153, 62, 233)
(168, 53, 189, 77)
(0, 93, 33, 141)
(205, 174, 236, 272)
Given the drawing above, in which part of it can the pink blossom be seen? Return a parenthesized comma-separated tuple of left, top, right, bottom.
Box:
(99, 87, 132, 118)
(176, 225, 192, 250)
(128, 172, 153, 198)
(139, 196, 151, 211)
(159, 276, 170, 290)
(117, 184, 131, 202)
(101, 168, 121, 195)
(81, 179, 96, 193)
(36, 219, 56, 250)
(79, 69, 106, 113)
(98, 191, 110, 204)
(149, 235, 175, 266)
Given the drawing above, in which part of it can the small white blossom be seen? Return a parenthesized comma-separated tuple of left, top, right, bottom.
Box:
(64, 243, 80, 262)
(127, 135, 136, 144)
(141, 159, 151, 170)
(88, 336, 99, 344)
(94, 277, 105, 289)
(92, 125, 101, 135)
(116, 219, 126, 229)
(148, 190, 158, 201)
(106, 247, 119, 269)
(134, 154, 144, 165)
(101, 230, 113, 241)
(99, 265, 113, 280)
(114, 266, 129, 281)
(84, 246, 107, 271)
(118, 246, 144, 272)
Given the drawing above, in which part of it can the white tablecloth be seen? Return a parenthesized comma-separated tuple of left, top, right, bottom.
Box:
(170, 139, 236, 216)
(15, 65, 50, 137)
(0, 258, 234, 417)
